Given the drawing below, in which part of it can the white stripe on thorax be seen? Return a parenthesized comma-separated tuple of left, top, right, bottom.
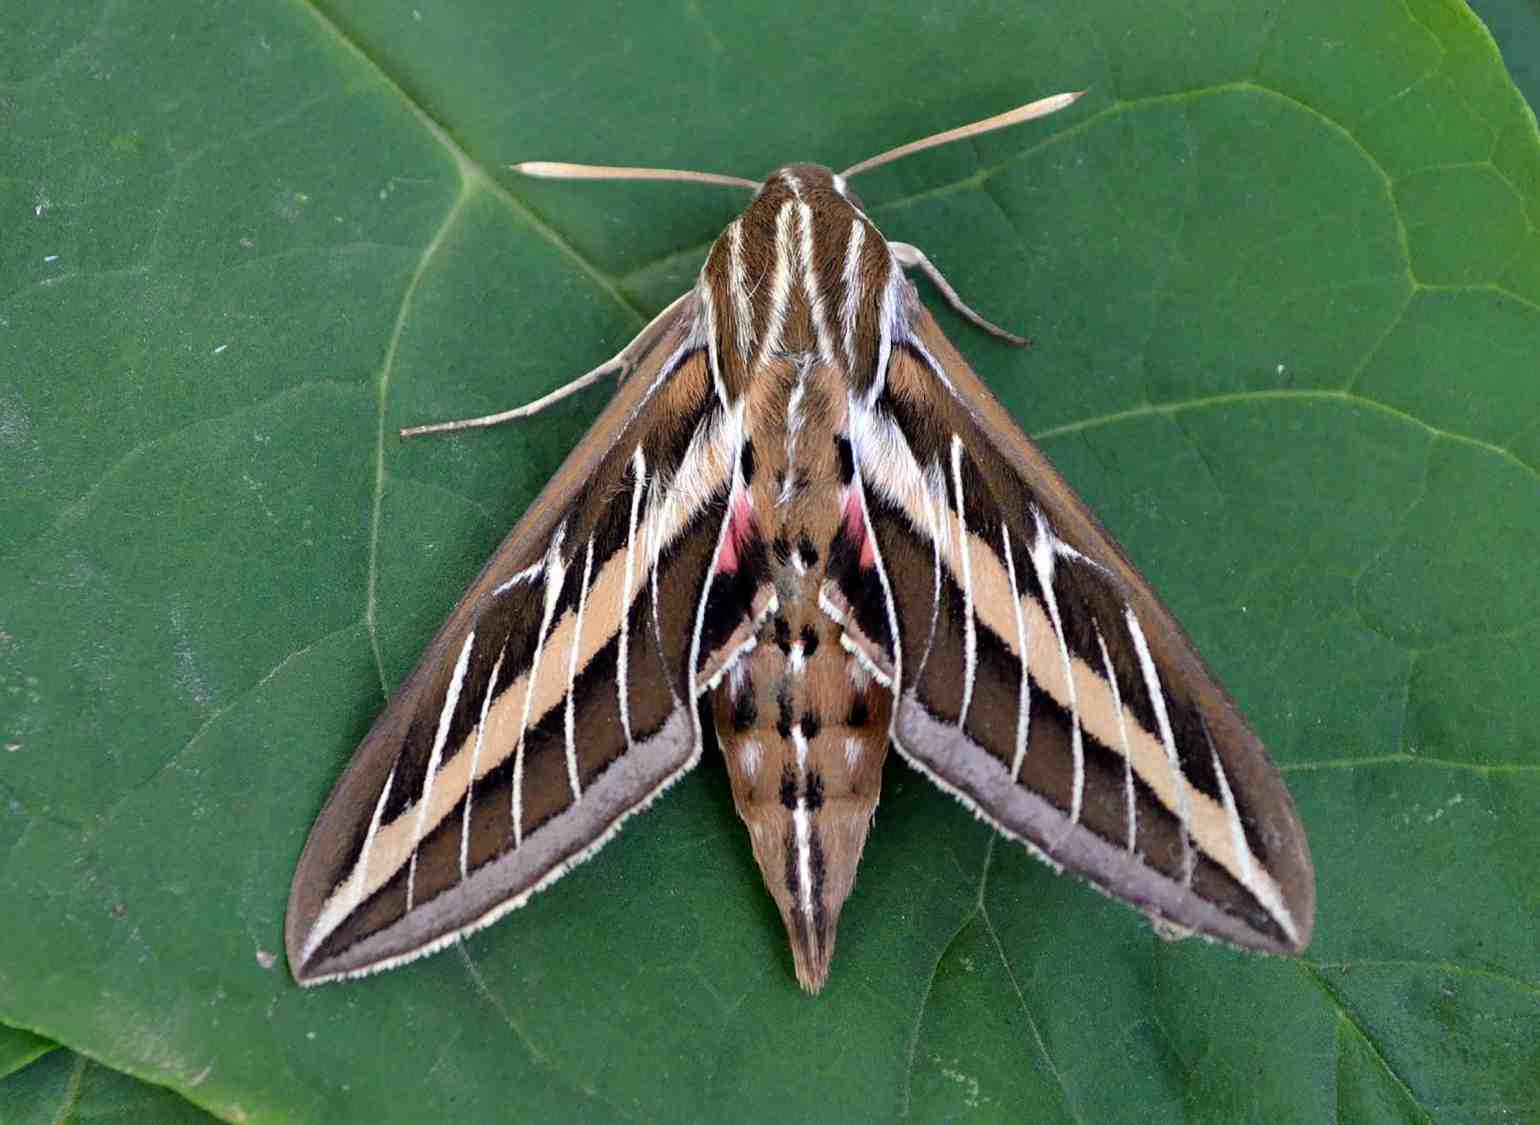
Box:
(727, 219, 754, 365)
(797, 201, 835, 362)
(867, 260, 903, 406)
(407, 629, 476, 908)
(778, 360, 810, 507)
(839, 219, 866, 370)
(700, 278, 729, 406)
(754, 203, 797, 371)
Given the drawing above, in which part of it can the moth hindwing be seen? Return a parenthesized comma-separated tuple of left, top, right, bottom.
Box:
(287, 92, 1313, 993)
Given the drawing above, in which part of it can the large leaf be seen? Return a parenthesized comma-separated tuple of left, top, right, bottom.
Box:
(0, 1027, 54, 1082)
(0, 1041, 222, 1125)
(3, 1, 1539, 1121)
(1477, 0, 1540, 108)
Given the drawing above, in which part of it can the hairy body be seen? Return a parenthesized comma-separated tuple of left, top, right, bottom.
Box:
(700, 165, 898, 986)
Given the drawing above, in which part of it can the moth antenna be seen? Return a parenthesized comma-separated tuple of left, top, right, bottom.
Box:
(840, 90, 1086, 178)
(400, 292, 691, 438)
(513, 162, 760, 191)
(399, 358, 619, 438)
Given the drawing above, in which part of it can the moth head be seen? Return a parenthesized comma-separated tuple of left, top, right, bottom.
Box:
(755, 164, 867, 211)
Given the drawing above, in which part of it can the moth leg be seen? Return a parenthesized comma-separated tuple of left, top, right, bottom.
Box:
(888, 241, 1030, 347)
(400, 291, 692, 438)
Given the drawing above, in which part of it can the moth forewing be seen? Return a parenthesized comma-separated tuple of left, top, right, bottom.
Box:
(288, 89, 1313, 992)
(285, 301, 717, 984)
(877, 311, 1314, 953)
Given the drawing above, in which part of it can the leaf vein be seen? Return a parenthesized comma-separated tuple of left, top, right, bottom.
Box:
(1301, 962, 1437, 1124)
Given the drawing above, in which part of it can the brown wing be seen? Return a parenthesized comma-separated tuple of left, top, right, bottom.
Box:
(850, 303, 1314, 955)
(287, 297, 767, 983)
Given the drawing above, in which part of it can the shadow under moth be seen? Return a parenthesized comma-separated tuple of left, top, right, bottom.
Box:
(287, 92, 1315, 993)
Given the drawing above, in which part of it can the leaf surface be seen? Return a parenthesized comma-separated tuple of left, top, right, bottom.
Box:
(2, 1, 1538, 1121)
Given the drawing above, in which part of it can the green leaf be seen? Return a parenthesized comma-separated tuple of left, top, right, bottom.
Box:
(0, 1026, 55, 1081)
(3, 1, 1538, 1122)
(0, 1042, 222, 1125)
(1473, 0, 1540, 112)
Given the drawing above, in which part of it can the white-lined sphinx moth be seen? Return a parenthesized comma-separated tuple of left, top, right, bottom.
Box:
(287, 92, 1314, 993)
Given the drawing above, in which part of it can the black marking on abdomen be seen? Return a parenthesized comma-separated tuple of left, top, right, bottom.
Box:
(774, 616, 792, 651)
(809, 826, 828, 941)
(779, 769, 798, 810)
(782, 828, 801, 904)
(797, 532, 819, 567)
(731, 683, 757, 731)
(776, 682, 794, 738)
(805, 770, 825, 810)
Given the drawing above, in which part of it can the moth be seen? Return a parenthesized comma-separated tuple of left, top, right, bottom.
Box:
(287, 92, 1315, 992)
